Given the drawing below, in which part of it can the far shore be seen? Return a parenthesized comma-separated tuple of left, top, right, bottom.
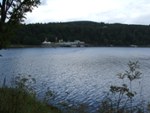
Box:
(7, 44, 150, 48)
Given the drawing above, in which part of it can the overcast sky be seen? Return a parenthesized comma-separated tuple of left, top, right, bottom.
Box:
(25, 0, 150, 25)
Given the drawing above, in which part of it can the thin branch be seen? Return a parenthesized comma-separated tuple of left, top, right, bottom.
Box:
(6, 0, 14, 12)
(8, 0, 39, 23)
(8, 1, 25, 23)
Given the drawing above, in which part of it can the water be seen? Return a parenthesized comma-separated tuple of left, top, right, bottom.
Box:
(1, 47, 150, 112)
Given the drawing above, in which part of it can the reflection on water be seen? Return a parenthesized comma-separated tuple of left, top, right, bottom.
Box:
(1, 47, 150, 112)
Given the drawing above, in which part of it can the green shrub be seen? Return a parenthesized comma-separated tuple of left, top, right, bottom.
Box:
(98, 61, 145, 113)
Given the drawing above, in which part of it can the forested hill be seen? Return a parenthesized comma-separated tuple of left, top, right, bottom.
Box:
(11, 21, 150, 46)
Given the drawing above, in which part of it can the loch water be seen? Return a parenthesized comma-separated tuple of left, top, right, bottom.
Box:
(1, 47, 150, 112)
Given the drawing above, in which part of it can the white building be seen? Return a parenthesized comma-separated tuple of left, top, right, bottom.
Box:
(42, 38, 51, 45)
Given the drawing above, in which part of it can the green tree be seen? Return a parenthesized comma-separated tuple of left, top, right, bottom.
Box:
(0, 0, 41, 48)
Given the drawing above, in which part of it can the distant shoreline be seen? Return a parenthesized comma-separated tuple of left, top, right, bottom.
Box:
(9, 45, 42, 48)
(7, 44, 150, 48)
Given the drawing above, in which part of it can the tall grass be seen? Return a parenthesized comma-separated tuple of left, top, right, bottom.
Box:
(0, 75, 61, 113)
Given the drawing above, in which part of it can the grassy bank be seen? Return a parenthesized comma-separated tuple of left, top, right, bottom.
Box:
(0, 87, 61, 113)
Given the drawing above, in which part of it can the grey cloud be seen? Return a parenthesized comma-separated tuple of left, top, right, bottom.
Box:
(40, 0, 48, 5)
(132, 14, 150, 25)
(25, 0, 150, 25)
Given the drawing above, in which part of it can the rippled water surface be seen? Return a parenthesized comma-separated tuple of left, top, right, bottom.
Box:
(1, 47, 150, 112)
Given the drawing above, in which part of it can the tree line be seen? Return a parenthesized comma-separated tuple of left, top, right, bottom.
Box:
(11, 21, 150, 46)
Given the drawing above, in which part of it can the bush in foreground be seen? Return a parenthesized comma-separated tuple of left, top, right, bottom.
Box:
(0, 75, 61, 113)
(98, 61, 147, 113)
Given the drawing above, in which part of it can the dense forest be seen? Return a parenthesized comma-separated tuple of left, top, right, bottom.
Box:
(11, 21, 150, 46)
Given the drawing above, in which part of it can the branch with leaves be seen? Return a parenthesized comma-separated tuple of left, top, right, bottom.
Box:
(0, 0, 40, 24)
(0, 0, 40, 49)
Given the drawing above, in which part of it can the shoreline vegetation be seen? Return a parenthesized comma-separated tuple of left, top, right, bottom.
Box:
(1, 61, 150, 113)
(0, 75, 61, 113)
(0, 87, 61, 113)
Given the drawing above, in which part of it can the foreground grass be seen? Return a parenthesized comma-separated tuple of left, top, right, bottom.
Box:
(0, 87, 61, 113)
